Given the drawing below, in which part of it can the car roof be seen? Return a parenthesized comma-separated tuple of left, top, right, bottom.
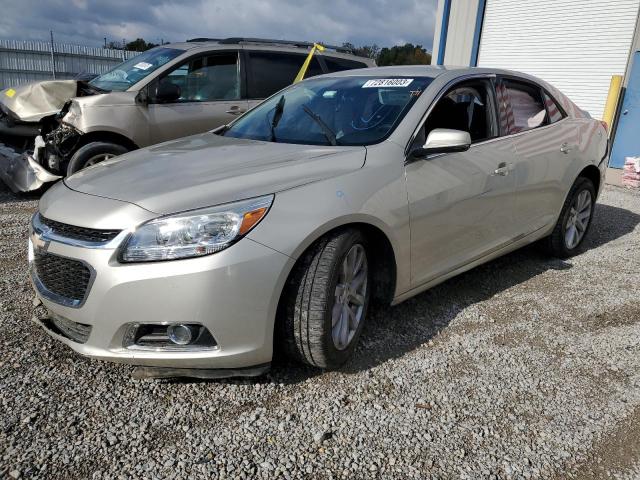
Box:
(323, 65, 535, 78)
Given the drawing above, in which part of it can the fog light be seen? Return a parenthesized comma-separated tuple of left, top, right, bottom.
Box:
(167, 324, 194, 345)
(124, 323, 217, 351)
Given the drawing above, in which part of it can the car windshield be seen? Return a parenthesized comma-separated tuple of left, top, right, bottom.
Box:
(222, 76, 433, 146)
(89, 47, 185, 92)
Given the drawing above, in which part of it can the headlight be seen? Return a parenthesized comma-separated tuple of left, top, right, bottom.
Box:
(119, 195, 273, 262)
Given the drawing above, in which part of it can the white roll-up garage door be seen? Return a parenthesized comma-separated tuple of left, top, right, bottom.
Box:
(477, 0, 640, 119)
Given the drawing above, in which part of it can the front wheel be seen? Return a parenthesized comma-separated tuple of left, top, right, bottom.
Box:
(279, 229, 371, 369)
(544, 176, 596, 258)
(66, 142, 129, 176)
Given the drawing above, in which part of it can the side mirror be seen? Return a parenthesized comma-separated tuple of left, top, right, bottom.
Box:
(154, 81, 181, 103)
(411, 128, 472, 159)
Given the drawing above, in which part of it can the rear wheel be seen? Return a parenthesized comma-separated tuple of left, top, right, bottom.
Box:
(544, 176, 596, 258)
(279, 229, 371, 369)
(67, 142, 129, 175)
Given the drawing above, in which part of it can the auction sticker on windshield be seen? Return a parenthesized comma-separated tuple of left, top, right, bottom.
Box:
(134, 62, 153, 70)
(362, 79, 413, 88)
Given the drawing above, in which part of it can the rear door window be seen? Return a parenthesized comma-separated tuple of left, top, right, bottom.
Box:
(497, 79, 548, 134)
(323, 56, 368, 72)
(246, 51, 322, 99)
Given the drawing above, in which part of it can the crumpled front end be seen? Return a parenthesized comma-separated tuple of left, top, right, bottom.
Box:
(0, 80, 99, 192)
(1, 80, 79, 123)
(0, 137, 61, 192)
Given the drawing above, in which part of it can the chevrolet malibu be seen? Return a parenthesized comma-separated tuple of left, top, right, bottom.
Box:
(29, 66, 608, 378)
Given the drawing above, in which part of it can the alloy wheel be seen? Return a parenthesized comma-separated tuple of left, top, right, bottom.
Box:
(564, 189, 592, 249)
(85, 153, 115, 167)
(332, 244, 368, 350)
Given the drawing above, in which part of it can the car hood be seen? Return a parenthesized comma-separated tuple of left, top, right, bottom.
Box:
(64, 133, 367, 214)
(1, 80, 79, 122)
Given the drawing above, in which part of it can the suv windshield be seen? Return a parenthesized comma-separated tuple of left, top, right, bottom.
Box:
(89, 47, 185, 92)
(223, 76, 433, 146)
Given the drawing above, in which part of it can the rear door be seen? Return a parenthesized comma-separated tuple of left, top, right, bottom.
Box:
(244, 50, 324, 111)
(405, 77, 519, 287)
(497, 77, 574, 234)
(144, 50, 248, 145)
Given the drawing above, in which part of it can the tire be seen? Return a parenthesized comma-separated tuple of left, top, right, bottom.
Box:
(67, 142, 129, 176)
(278, 229, 371, 369)
(543, 176, 596, 258)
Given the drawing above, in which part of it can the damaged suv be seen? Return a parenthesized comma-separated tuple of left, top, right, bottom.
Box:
(0, 38, 374, 192)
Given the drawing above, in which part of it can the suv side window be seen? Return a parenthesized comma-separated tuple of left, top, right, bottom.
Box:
(498, 79, 548, 134)
(155, 52, 240, 102)
(412, 79, 497, 149)
(323, 56, 368, 72)
(246, 51, 323, 99)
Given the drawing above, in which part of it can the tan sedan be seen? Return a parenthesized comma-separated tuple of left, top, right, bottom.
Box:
(28, 66, 608, 378)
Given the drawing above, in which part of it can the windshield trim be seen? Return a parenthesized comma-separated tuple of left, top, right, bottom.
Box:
(221, 75, 432, 147)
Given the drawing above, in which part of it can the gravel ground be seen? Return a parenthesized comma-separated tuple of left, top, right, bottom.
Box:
(1, 181, 639, 480)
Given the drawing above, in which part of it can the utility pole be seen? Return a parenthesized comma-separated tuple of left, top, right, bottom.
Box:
(49, 30, 56, 79)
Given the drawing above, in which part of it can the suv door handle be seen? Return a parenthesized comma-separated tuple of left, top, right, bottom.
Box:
(494, 162, 511, 176)
(226, 106, 246, 115)
(560, 142, 574, 154)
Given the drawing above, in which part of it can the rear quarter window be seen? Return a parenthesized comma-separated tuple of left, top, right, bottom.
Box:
(543, 91, 566, 123)
(323, 56, 369, 72)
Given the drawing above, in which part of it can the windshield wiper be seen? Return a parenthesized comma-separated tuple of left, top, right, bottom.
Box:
(270, 95, 285, 142)
(302, 105, 337, 146)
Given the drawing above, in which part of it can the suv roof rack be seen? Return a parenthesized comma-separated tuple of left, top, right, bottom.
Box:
(186, 37, 353, 54)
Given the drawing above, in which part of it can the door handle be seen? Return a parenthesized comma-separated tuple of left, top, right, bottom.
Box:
(494, 162, 510, 176)
(225, 106, 246, 115)
(560, 142, 573, 154)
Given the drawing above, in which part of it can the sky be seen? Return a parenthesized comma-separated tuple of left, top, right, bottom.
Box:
(0, 0, 437, 52)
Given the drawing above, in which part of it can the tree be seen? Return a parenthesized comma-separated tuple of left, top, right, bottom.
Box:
(125, 38, 158, 52)
(342, 42, 380, 60)
(105, 38, 158, 51)
(377, 44, 431, 66)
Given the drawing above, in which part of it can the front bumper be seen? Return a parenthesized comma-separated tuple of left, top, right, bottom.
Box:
(30, 225, 294, 370)
(0, 141, 61, 192)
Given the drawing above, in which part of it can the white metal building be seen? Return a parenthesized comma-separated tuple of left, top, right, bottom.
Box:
(432, 0, 640, 169)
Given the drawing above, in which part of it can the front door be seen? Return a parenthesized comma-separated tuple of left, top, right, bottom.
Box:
(406, 78, 518, 287)
(610, 51, 640, 168)
(144, 51, 248, 146)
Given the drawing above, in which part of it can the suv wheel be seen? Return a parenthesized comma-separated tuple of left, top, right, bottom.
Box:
(67, 142, 129, 175)
(544, 176, 596, 258)
(279, 229, 371, 369)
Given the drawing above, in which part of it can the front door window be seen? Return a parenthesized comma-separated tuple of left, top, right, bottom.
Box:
(156, 52, 240, 103)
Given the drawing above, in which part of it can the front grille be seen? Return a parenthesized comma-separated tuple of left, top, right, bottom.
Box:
(42, 315, 92, 344)
(39, 215, 121, 243)
(33, 251, 92, 303)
